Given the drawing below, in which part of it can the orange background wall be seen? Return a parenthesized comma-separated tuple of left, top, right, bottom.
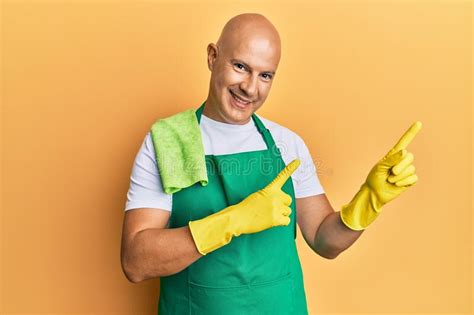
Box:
(1, 1, 472, 314)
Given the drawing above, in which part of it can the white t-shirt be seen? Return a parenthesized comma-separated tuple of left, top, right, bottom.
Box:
(124, 113, 325, 211)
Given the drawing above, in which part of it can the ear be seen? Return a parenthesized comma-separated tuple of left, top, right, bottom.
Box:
(207, 43, 218, 71)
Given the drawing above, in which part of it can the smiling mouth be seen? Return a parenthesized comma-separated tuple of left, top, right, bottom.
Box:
(229, 89, 252, 105)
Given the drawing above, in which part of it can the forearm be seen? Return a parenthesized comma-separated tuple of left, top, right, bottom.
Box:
(314, 211, 364, 259)
(124, 226, 202, 282)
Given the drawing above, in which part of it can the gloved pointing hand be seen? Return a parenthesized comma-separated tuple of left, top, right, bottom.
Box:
(340, 121, 422, 231)
(189, 159, 301, 255)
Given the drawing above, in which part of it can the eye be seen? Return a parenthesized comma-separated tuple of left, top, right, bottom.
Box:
(234, 63, 246, 71)
(262, 73, 273, 81)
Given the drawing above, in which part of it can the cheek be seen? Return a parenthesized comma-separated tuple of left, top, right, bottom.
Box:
(263, 79, 273, 90)
(219, 70, 244, 87)
(254, 84, 271, 101)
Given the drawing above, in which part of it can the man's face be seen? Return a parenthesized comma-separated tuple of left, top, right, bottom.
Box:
(206, 35, 280, 124)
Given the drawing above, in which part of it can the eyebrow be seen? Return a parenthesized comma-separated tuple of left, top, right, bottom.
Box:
(230, 59, 276, 75)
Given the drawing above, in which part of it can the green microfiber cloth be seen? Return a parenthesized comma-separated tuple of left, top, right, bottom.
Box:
(150, 108, 208, 194)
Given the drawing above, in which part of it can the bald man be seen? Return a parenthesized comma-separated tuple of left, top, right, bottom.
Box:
(121, 13, 420, 314)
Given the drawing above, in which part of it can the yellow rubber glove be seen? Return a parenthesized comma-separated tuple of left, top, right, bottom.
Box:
(340, 121, 422, 231)
(188, 159, 301, 255)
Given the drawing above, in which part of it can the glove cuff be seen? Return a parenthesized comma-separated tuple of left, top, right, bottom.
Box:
(340, 183, 384, 231)
(188, 206, 237, 255)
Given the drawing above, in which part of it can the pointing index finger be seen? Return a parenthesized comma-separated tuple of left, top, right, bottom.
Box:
(391, 121, 422, 153)
(266, 159, 301, 190)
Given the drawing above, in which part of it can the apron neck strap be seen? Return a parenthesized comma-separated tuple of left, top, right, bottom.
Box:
(195, 101, 206, 124)
(195, 101, 276, 150)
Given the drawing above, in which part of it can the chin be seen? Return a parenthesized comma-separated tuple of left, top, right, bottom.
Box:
(222, 102, 253, 124)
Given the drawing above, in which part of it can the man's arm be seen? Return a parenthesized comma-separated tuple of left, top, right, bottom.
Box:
(120, 208, 203, 283)
(121, 161, 300, 283)
(295, 122, 422, 258)
(296, 194, 363, 259)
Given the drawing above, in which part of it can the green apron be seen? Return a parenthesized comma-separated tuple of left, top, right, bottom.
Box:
(156, 103, 309, 314)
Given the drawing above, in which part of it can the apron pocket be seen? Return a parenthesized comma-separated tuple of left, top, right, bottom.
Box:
(189, 272, 295, 315)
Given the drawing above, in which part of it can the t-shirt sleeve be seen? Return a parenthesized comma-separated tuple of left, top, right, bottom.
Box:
(124, 131, 172, 211)
(286, 132, 325, 198)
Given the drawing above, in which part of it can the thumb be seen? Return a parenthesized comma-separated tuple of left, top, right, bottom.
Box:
(383, 149, 407, 166)
(265, 159, 301, 191)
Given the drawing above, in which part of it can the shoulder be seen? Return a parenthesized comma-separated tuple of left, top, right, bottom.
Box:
(256, 114, 306, 147)
(149, 107, 200, 151)
(151, 108, 196, 128)
(136, 131, 157, 163)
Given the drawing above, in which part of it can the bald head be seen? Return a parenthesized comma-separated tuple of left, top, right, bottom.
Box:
(203, 13, 281, 125)
(216, 13, 281, 64)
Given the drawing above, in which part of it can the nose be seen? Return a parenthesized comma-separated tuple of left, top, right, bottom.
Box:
(239, 74, 258, 100)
